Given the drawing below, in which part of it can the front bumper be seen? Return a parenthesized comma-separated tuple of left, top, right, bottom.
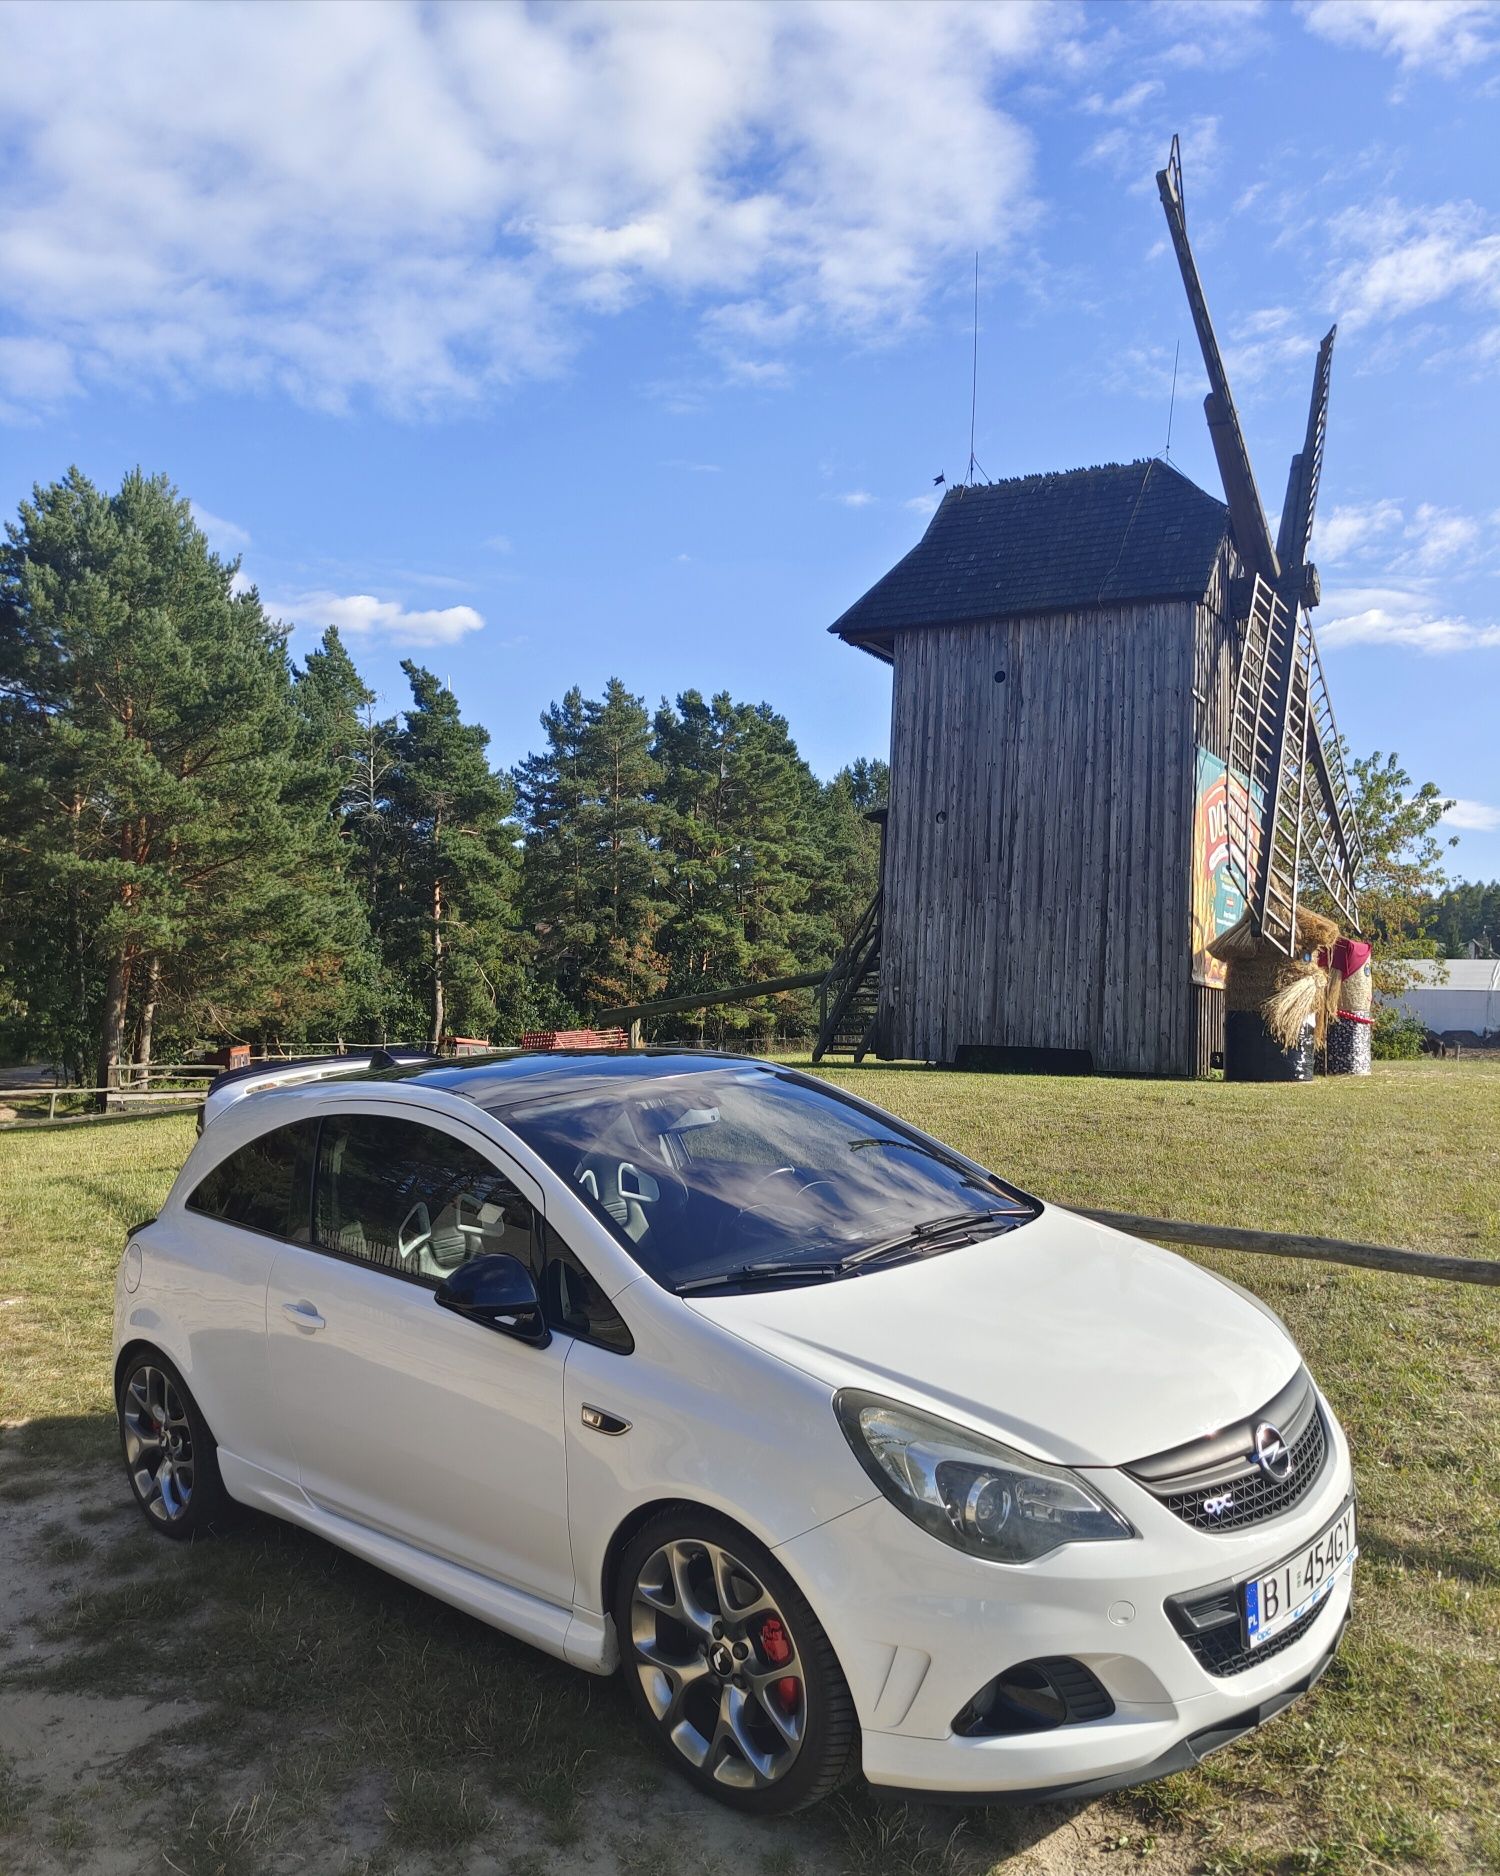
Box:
(774, 1399, 1355, 1799)
(874, 1610, 1348, 1805)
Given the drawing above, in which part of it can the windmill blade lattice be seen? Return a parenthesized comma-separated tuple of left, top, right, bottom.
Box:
(1226, 579, 1362, 953)
(1275, 327, 1336, 590)
(1225, 577, 1304, 956)
(1297, 618, 1362, 928)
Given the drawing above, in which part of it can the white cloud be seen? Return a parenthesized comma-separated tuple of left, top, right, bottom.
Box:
(904, 493, 941, 516)
(1081, 80, 1162, 116)
(1223, 305, 1319, 387)
(189, 503, 251, 555)
(1299, 0, 1500, 73)
(1441, 798, 1500, 832)
(1319, 583, 1500, 652)
(1313, 498, 1404, 562)
(1404, 501, 1481, 571)
(1329, 199, 1500, 345)
(834, 490, 876, 508)
(275, 591, 485, 647)
(483, 534, 513, 554)
(1313, 497, 1485, 572)
(0, 0, 1049, 417)
(0, 334, 77, 409)
(1082, 114, 1221, 195)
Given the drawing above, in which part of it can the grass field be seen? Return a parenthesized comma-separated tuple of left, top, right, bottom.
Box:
(0, 1059, 1496, 1876)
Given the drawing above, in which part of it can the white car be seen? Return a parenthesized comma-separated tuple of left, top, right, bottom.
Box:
(114, 1050, 1356, 1814)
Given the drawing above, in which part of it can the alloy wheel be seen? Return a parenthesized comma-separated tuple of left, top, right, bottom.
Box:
(121, 1365, 195, 1524)
(629, 1538, 807, 1790)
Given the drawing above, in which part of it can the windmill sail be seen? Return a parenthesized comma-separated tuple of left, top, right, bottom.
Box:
(1156, 136, 1280, 587)
(1297, 619, 1362, 927)
(1225, 578, 1361, 951)
(1159, 135, 1362, 954)
(1275, 327, 1336, 597)
(1225, 577, 1302, 954)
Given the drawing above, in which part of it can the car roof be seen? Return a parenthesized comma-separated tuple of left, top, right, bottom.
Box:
(368, 1048, 783, 1113)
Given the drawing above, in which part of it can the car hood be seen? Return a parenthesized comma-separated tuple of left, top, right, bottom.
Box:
(684, 1204, 1300, 1467)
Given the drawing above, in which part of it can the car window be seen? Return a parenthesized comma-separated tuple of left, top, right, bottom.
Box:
(495, 1064, 1036, 1293)
(187, 1120, 317, 1240)
(540, 1221, 634, 1354)
(314, 1115, 538, 1285)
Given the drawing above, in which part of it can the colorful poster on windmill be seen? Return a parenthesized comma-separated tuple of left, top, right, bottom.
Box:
(1191, 748, 1255, 989)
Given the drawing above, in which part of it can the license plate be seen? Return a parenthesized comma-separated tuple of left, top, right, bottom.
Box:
(1243, 1501, 1357, 1649)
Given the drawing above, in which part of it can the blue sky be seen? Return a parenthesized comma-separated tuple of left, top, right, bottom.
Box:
(2, 0, 1497, 880)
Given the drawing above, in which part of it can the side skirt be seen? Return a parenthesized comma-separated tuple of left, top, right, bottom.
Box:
(217, 1450, 617, 1676)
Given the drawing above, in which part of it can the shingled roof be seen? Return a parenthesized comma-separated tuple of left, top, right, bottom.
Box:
(829, 459, 1229, 659)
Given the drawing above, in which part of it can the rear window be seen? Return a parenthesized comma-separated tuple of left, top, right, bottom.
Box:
(186, 1121, 318, 1240)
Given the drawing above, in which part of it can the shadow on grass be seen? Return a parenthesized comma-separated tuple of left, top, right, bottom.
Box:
(1, 1414, 1084, 1876)
(1358, 1527, 1500, 1590)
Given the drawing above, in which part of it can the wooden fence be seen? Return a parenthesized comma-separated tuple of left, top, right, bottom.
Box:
(1078, 1209, 1499, 1288)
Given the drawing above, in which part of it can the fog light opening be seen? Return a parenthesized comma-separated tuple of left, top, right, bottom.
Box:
(952, 1657, 1114, 1738)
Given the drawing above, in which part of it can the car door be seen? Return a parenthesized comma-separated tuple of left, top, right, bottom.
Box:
(265, 1106, 573, 1609)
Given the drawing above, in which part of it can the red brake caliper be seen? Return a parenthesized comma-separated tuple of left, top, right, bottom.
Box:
(757, 1615, 798, 1713)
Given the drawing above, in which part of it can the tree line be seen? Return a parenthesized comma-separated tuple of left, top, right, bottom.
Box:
(1427, 880, 1500, 957)
(3, 468, 1468, 1089)
(0, 470, 886, 1086)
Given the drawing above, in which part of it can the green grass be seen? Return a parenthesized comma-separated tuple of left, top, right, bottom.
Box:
(0, 1062, 1496, 1875)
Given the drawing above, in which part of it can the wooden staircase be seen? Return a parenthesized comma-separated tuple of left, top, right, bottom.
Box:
(812, 889, 882, 1062)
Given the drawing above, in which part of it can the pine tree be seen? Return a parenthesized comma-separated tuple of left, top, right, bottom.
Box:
(381, 663, 522, 1049)
(0, 468, 349, 1093)
(516, 679, 666, 1013)
(811, 757, 890, 950)
(288, 627, 385, 1042)
(651, 691, 829, 1043)
(1428, 880, 1500, 957)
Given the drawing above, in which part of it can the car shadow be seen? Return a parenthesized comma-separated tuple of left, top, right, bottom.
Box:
(0, 1413, 1099, 1873)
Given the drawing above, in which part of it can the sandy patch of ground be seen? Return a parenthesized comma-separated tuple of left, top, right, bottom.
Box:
(0, 1451, 1196, 1876)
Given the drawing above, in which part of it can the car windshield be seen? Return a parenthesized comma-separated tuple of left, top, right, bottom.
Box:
(490, 1061, 1037, 1292)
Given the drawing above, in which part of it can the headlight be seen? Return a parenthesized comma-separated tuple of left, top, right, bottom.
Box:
(834, 1390, 1134, 1564)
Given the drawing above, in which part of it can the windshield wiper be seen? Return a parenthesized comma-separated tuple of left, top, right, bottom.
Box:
(675, 1259, 853, 1295)
(675, 1205, 1034, 1294)
(847, 1137, 999, 1193)
(841, 1208, 1021, 1270)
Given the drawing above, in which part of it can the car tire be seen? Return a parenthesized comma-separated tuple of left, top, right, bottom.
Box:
(614, 1507, 859, 1814)
(116, 1349, 231, 1541)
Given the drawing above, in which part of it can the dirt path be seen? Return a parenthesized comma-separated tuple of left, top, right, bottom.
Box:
(0, 1446, 1195, 1876)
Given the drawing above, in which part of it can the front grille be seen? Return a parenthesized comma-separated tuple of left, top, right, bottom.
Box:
(1170, 1587, 1333, 1677)
(1126, 1366, 1328, 1533)
(1155, 1408, 1326, 1532)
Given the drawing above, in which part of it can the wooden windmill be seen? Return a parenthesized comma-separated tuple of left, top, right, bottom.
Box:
(1157, 136, 1362, 955)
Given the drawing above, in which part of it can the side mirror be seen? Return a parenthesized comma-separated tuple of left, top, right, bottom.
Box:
(434, 1252, 550, 1347)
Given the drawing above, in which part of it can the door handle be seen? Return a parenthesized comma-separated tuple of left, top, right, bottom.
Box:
(281, 1301, 326, 1332)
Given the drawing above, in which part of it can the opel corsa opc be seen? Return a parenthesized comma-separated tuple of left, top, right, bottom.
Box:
(114, 1051, 1356, 1813)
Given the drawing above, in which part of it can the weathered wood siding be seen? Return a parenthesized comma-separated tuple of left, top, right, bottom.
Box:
(881, 594, 1202, 1075)
(1189, 543, 1240, 1074)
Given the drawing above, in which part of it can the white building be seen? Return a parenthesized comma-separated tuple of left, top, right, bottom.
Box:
(1392, 959, 1500, 1039)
